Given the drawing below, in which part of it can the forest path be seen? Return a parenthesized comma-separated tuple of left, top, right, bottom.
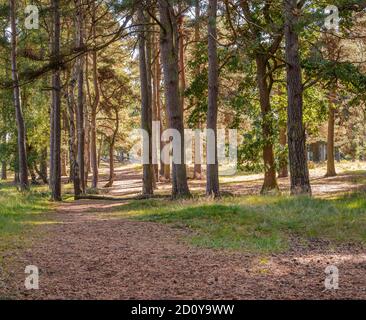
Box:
(3, 200, 366, 299)
(2, 163, 366, 299)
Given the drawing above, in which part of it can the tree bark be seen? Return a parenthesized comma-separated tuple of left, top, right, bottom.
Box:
(284, 0, 311, 196)
(158, 0, 190, 198)
(76, 0, 85, 194)
(50, 0, 62, 201)
(90, 2, 100, 189)
(9, 0, 29, 191)
(138, 7, 154, 196)
(326, 95, 337, 177)
(39, 147, 48, 184)
(256, 56, 278, 193)
(1, 161, 6, 180)
(66, 70, 82, 198)
(105, 107, 119, 188)
(193, 0, 202, 180)
(206, 0, 220, 198)
(152, 19, 161, 184)
(278, 126, 289, 178)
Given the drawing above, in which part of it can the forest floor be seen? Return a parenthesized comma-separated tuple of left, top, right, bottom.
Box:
(1, 161, 366, 300)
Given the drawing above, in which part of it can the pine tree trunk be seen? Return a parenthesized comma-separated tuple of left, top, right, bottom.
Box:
(66, 70, 81, 198)
(152, 21, 160, 184)
(108, 141, 114, 186)
(49, 0, 62, 201)
(9, 0, 29, 191)
(138, 7, 154, 196)
(193, 0, 202, 180)
(76, 0, 85, 194)
(326, 95, 337, 177)
(1, 161, 6, 180)
(284, 0, 311, 196)
(278, 126, 289, 178)
(158, 0, 190, 198)
(206, 0, 220, 198)
(39, 147, 48, 184)
(61, 150, 67, 177)
(256, 56, 278, 193)
(90, 1, 99, 189)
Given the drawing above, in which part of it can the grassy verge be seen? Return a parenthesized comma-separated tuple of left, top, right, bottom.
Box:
(106, 193, 366, 253)
(0, 182, 53, 256)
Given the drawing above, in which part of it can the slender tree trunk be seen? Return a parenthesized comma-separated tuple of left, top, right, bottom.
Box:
(326, 94, 337, 177)
(84, 104, 90, 187)
(108, 141, 115, 186)
(278, 126, 289, 178)
(1, 133, 6, 180)
(1, 161, 6, 180)
(9, 0, 29, 191)
(178, 10, 186, 114)
(152, 20, 160, 184)
(61, 150, 67, 176)
(39, 147, 48, 184)
(97, 138, 102, 168)
(105, 108, 119, 188)
(256, 56, 278, 193)
(76, 0, 85, 194)
(138, 7, 154, 196)
(284, 0, 311, 196)
(206, 0, 220, 198)
(193, 0, 202, 180)
(90, 4, 99, 189)
(158, 0, 190, 198)
(66, 70, 81, 198)
(50, 0, 62, 201)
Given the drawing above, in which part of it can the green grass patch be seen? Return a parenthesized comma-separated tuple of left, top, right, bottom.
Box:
(106, 193, 366, 253)
(0, 183, 53, 256)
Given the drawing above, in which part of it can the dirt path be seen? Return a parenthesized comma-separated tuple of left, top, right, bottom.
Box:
(1, 198, 366, 300)
(2, 164, 366, 300)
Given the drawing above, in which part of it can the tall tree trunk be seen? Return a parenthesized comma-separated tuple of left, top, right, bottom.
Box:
(193, 0, 202, 180)
(105, 108, 119, 188)
(138, 7, 154, 196)
(84, 104, 90, 187)
(66, 70, 81, 198)
(152, 19, 160, 183)
(50, 0, 62, 201)
(1, 161, 6, 180)
(326, 94, 337, 177)
(9, 0, 29, 191)
(206, 0, 220, 198)
(108, 141, 115, 186)
(178, 9, 186, 113)
(256, 56, 278, 193)
(90, 3, 99, 189)
(76, 0, 85, 194)
(39, 147, 48, 184)
(158, 0, 190, 198)
(1, 133, 6, 180)
(284, 0, 311, 196)
(97, 137, 102, 168)
(1, 162, 6, 180)
(278, 126, 289, 178)
(61, 150, 67, 176)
